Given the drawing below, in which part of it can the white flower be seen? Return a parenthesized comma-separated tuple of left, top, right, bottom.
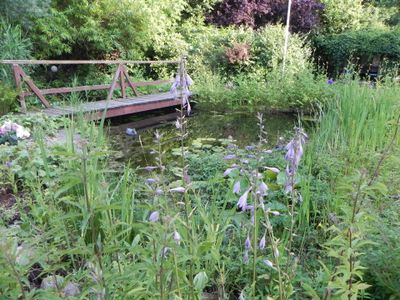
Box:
(264, 167, 280, 173)
(263, 259, 274, 269)
(173, 231, 181, 244)
(169, 187, 185, 193)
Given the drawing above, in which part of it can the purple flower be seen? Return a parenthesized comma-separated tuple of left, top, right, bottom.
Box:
(145, 178, 157, 184)
(259, 235, 266, 250)
(4, 161, 12, 168)
(327, 78, 334, 85)
(173, 231, 181, 244)
(223, 167, 236, 177)
(233, 181, 241, 194)
(244, 205, 254, 211)
(143, 166, 158, 171)
(243, 250, 249, 265)
(263, 149, 273, 154)
(170, 187, 186, 193)
(224, 154, 236, 161)
(149, 211, 160, 222)
(238, 292, 245, 300)
(284, 128, 308, 193)
(245, 145, 255, 151)
(237, 188, 251, 211)
(245, 235, 251, 250)
(155, 188, 163, 195)
(257, 182, 268, 196)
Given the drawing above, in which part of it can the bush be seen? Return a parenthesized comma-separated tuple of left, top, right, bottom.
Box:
(0, 83, 17, 115)
(313, 26, 400, 75)
(30, 0, 187, 60)
(189, 25, 332, 110)
(0, 22, 32, 84)
(319, 0, 365, 33)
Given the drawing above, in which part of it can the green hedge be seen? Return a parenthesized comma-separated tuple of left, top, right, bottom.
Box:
(313, 26, 400, 75)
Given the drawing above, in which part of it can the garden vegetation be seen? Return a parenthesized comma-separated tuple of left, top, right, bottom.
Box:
(0, 0, 400, 299)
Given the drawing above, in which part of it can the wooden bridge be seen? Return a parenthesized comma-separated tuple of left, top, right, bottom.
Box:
(0, 59, 189, 120)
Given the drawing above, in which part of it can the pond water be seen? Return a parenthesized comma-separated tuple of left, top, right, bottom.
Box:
(108, 106, 298, 165)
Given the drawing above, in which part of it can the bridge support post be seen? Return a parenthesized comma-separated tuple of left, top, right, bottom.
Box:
(13, 64, 27, 113)
(12, 64, 51, 112)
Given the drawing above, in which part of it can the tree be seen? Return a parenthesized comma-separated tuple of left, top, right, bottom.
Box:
(0, 0, 51, 28)
(208, 0, 324, 33)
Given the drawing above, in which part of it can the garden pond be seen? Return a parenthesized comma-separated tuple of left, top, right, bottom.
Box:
(107, 107, 298, 165)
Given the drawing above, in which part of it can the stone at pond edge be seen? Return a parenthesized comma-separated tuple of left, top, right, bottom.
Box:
(63, 282, 81, 297)
(126, 128, 137, 137)
(40, 275, 80, 297)
(40, 275, 64, 289)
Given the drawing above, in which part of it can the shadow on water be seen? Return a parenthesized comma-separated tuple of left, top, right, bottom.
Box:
(107, 106, 298, 166)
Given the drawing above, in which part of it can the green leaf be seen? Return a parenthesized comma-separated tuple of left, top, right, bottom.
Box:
(193, 271, 208, 290)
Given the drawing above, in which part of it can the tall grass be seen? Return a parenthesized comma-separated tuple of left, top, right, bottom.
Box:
(300, 82, 400, 223)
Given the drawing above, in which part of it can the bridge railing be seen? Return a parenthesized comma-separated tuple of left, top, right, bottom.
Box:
(0, 59, 181, 113)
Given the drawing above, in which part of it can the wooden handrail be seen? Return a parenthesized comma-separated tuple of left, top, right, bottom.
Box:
(22, 79, 173, 97)
(0, 60, 179, 65)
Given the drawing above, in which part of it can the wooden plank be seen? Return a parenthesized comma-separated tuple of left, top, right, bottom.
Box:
(121, 66, 139, 96)
(12, 64, 27, 113)
(22, 80, 172, 97)
(106, 65, 122, 101)
(17, 66, 51, 108)
(38, 90, 181, 120)
(0, 60, 179, 65)
(95, 99, 181, 119)
(134, 79, 172, 86)
(120, 68, 126, 99)
(22, 84, 111, 97)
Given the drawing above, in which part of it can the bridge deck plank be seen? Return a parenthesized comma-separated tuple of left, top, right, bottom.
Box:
(38, 92, 180, 118)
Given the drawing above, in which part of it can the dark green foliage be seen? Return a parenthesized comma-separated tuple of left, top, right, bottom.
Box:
(313, 27, 400, 75)
(0, 22, 32, 83)
(0, 0, 51, 27)
(31, 0, 153, 59)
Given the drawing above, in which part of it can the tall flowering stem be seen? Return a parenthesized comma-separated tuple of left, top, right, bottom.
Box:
(176, 104, 195, 299)
(171, 56, 193, 115)
(284, 127, 307, 277)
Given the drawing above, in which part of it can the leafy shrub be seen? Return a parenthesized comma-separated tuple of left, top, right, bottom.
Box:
(319, 0, 365, 33)
(363, 210, 400, 299)
(313, 26, 400, 75)
(30, 0, 187, 60)
(0, 22, 32, 84)
(0, 0, 50, 27)
(190, 25, 332, 109)
(0, 83, 18, 115)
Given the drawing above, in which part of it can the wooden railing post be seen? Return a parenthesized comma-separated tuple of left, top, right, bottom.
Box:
(120, 64, 127, 99)
(12, 64, 27, 113)
(121, 65, 139, 97)
(13, 64, 51, 109)
(106, 64, 122, 101)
